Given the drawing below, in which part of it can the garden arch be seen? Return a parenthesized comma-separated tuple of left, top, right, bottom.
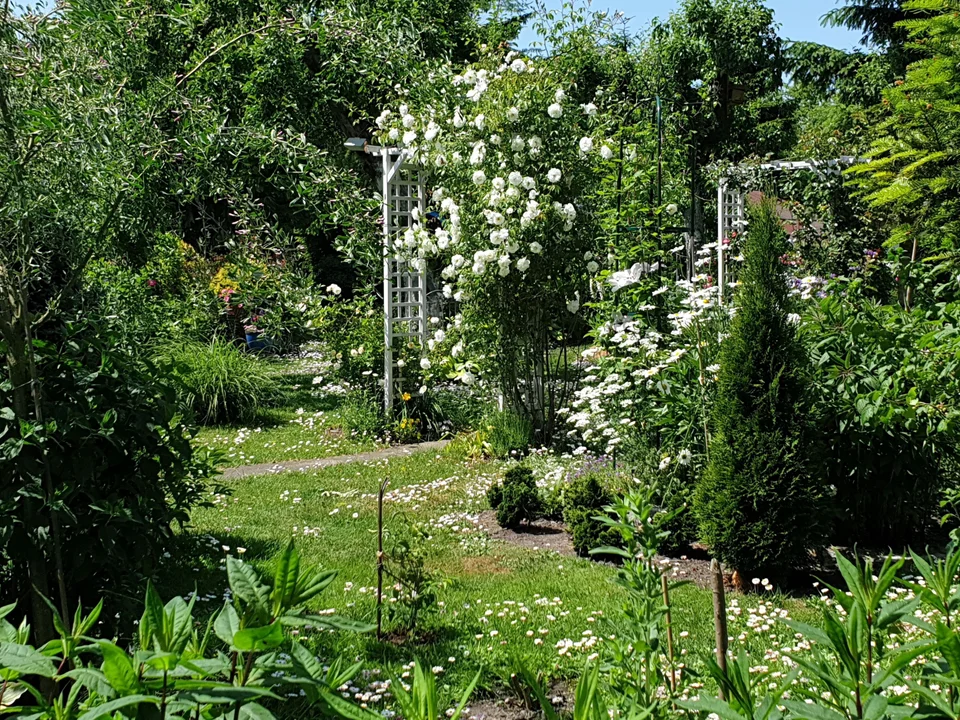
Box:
(715, 156, 862, 303)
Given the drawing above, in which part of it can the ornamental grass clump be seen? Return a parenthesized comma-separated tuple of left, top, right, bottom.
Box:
(695, 200, 825, 577)
(164, 337, 273, 424)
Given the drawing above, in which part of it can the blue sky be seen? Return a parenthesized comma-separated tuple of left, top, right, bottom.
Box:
(517, 0, 863, 51)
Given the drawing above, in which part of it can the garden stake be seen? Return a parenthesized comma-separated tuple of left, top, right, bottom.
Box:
(710, 558, 729, 698)
(376, 478, 388, 641)
(662, 574, 676, 693)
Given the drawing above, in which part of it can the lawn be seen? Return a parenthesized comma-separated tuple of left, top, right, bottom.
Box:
(193, 352, 383, 467)
(168, 444, 820, 714)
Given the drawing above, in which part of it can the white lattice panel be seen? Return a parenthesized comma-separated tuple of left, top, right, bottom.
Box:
(381, 151, 427, 411)
(716, 180, 745, 304)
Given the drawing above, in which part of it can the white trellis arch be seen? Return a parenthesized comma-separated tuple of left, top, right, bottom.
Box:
(346, 140, 428, 412)
(715, 156, 862, 303)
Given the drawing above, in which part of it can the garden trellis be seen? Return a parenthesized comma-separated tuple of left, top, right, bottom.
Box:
(346, 139, 428, 412)
(715, 156, 862, 303)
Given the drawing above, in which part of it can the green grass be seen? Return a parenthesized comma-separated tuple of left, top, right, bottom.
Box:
(166, 447, 821, 712)
(193, 367, 382, 467)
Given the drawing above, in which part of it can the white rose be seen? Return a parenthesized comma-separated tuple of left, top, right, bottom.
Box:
(492, 177, 505, 191)
(582, 102, 598, 116)
(474, 114, 485, 130)
(326, 284, 342, 296)
(420, 358, 431, 370)
(600, 145, 614, 160)
(510, 59, 526, 73)
(508, 171, 523, 186)
(529, 241, 543, 254)
(587, 261, 599, 273)
(517, 257, 530, 272)
(547, 168, 561, 183)
(579, 137, 594, 153)
(547, 103, 562, 119)
(472, 170, 486, 185)
(510, 136, 524, 152)
(666, 203, 679, 215)
(507, 107, 520, 121)
(566, 294, 580, 313)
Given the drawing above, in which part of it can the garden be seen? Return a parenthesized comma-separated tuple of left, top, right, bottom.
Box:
(4, 0, 960, 718)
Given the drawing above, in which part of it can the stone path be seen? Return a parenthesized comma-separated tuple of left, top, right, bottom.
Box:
(220, 440, 450, 480)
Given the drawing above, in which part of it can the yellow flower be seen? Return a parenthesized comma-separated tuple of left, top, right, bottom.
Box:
(402, 392, 412, 402)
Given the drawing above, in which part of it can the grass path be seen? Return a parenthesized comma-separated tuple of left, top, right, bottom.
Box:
(168, 445, 819, 714)
(193, 367, 381, 467)
(220, 440, 450, 479)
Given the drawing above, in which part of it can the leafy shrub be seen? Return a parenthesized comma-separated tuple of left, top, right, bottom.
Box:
(804, 291, 960, 545)
(0, 320, 215, 616)
(563, 473, 621, 556)
(695, 201, 825, 576)
(490, 467, 541, 528)
(0, 541, 373, 719)
(483, 410, 533, 458)
(385, 522, 446, 633)
(163, 337, 274, 424)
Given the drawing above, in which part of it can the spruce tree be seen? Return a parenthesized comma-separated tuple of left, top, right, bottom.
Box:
(695, 200, 825, 576)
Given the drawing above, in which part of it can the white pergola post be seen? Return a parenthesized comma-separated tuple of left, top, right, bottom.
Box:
(377, 146, 427, 414)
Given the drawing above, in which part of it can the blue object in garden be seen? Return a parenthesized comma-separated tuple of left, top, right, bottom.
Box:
(246, 332, 268, 351)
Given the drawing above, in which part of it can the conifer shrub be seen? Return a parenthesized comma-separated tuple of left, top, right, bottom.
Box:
(563, 473, 621, 557)
(695, 200, 826, 576)
(489, 467, 541, 528)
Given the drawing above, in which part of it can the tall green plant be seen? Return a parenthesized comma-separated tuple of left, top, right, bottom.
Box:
(0, 541, 373, 719)
(695, 200, 825, 576)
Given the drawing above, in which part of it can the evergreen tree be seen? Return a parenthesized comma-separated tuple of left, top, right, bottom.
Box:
(695, 200, 825, 576)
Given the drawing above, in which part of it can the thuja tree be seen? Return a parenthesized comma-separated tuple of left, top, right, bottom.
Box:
(695, 200, 826, 577)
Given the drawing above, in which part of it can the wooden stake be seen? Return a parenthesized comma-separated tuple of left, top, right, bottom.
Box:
(662, 574, 676, 693)
(376, 478, 388, 641)
(711, 559, 729, 698)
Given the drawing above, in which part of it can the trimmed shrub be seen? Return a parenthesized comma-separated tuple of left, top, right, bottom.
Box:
(163, 337, 273, 424)
(695, 200, 826, 576)
(490, 467, 541, 528)
(563, 474, 621, 557)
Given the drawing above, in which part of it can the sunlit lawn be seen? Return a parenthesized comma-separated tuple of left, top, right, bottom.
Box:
(167, 446, 820, 713)
(193, 365, 382, 467)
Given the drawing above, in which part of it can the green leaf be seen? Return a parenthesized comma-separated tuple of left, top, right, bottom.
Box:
(677, 696, 747, 720)
(227, 558, 270, 611)
(0, 642, 58, 677)
(99, 642, 139, 695)
(76, 694, 160, 720)
(782, 700, 847, 720)
(297, 614, 375, 634)
(177, 686, 281, 704)
(214, 602, 240, 647)
(61, 668, 116, 700)
(239, 703, 278, 720)
(318, 688, 383, 720)
(271, 539, 301, 614)
(292, 569, 337, 606)
(232, 622, 284, 652)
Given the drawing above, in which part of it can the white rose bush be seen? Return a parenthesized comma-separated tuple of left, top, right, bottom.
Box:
(374, 48, 620, 437)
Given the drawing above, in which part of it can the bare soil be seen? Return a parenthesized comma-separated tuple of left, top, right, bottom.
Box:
(478, 510, 724, 590)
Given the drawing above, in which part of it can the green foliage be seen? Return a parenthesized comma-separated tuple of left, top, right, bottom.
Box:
(384, 522, 446, 634)
(696, 201, 825, 575)
(482, 410, 533, 459)
(389, 660, 480, 720)
(490, 467, 542, 528)
(339, 389, 385, 437)
(0, 320, 214, 616)
(594, 486, 685, 715)
(803, 291, 960, 544)
(162, 338, 274, 424)
(0, 541, 373, 720)
(847, 0, 960, 271)
(563, 474, 620, 557)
